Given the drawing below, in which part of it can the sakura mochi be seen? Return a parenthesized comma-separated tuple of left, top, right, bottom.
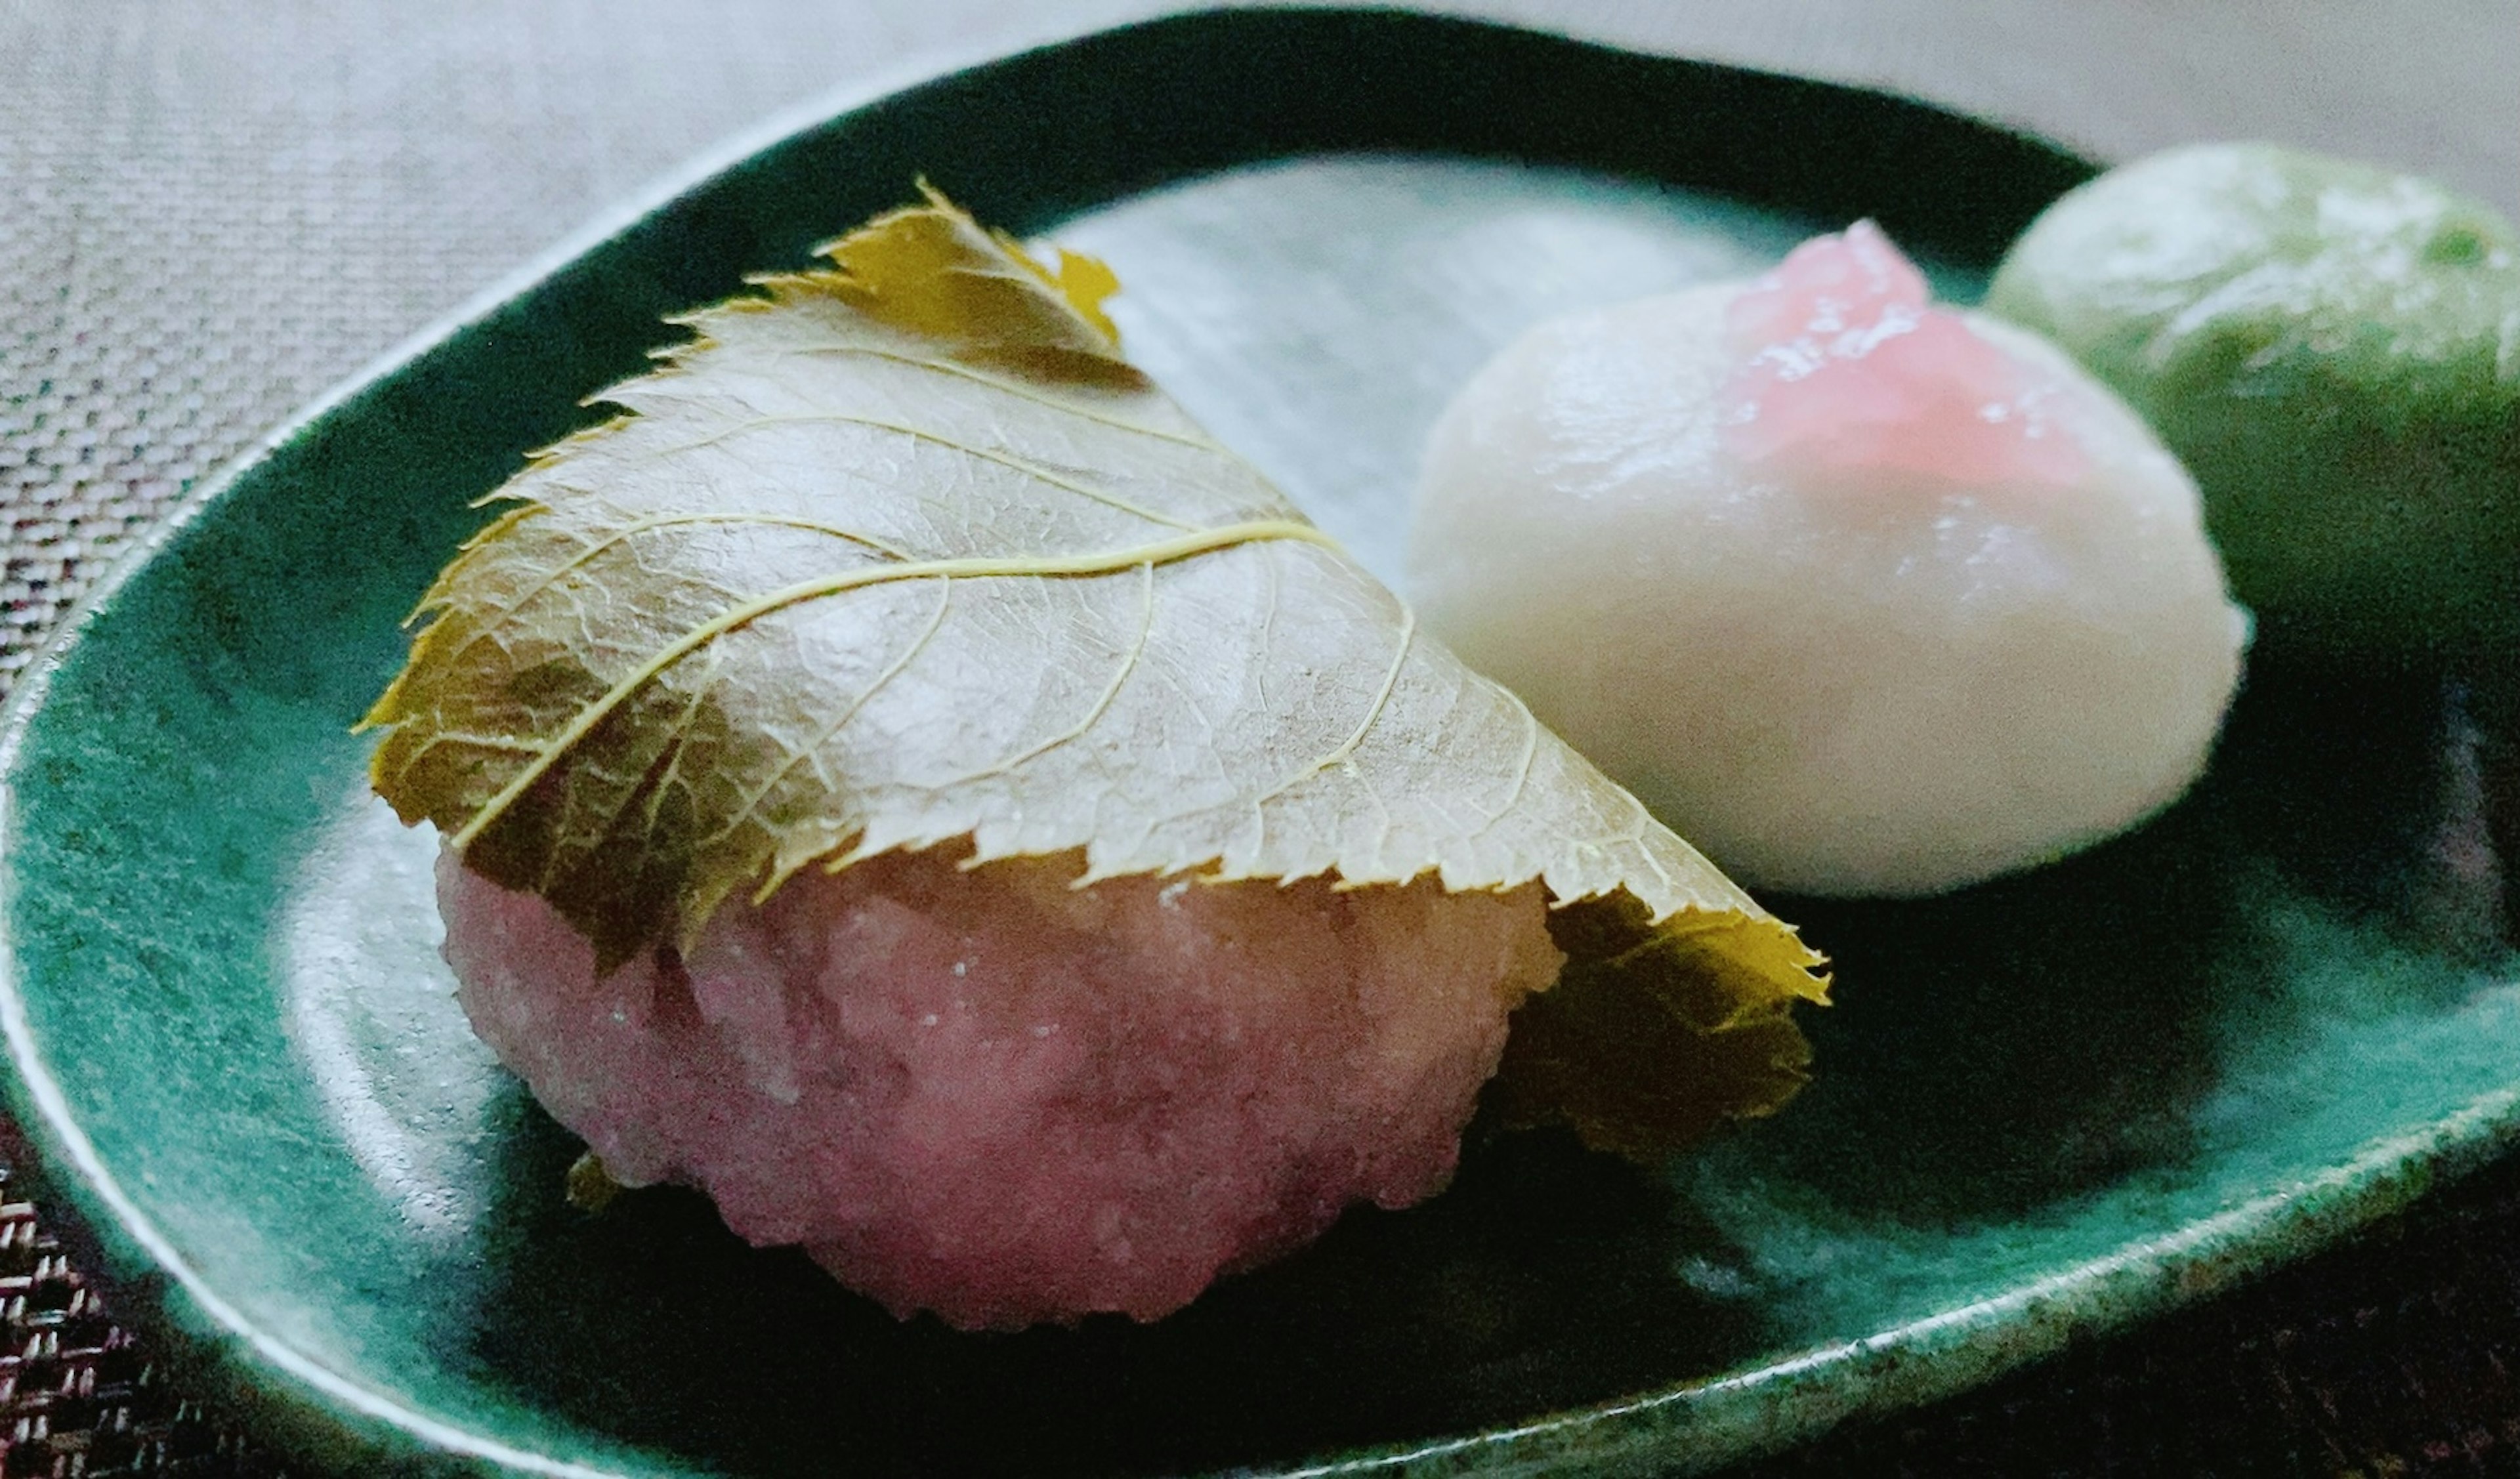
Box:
(1411, 223, 2249, 897)
(377, 194, 1828, 1336)
(438, 846, 1562, 1331)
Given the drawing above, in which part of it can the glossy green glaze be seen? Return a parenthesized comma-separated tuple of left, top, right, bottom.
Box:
(5, 10, 2516, 1478)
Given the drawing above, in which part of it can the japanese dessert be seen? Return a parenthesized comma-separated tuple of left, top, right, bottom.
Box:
(1411, 222, 2248, 898)
(1985, 144, 2520, 654)
(366, 195, 1826, 1330)
(440, 847, 1563, 1329)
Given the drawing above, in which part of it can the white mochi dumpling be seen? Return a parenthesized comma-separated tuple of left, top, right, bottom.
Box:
(1411, 222, 2248, 897)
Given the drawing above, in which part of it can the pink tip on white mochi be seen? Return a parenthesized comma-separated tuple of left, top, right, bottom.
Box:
(436, 845, 1563, 1331)
(1720, 220, 2091, 489)
(1409, 220, 2246, 898)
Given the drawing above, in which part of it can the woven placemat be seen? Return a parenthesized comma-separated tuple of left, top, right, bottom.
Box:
(5, 3, 2515, 1474)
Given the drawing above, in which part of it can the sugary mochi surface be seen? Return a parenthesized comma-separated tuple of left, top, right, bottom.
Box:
(1722, 220, 2093, 490)
(1411, 224, 2248, 897)
(1985, 143, 2520, 654)
(438, 845, 1561, 1330)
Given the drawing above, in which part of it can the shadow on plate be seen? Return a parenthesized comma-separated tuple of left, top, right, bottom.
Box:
(437, 656, 2518, 1479)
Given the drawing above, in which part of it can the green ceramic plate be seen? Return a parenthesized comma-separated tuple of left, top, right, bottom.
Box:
(7, 9, 2518, 1476)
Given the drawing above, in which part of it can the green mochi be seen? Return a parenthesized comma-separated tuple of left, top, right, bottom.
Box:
(1986, 143, 2520, 655)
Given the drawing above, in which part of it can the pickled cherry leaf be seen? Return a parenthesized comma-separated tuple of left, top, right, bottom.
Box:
(362, 190, 1828, 1153)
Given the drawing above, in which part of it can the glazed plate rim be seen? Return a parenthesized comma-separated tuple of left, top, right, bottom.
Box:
(5, 8, 2517, 1476)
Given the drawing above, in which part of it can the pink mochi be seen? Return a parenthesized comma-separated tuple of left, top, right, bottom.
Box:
(1721, 220, 2093, 490)
(437, 846, 1563, 1330)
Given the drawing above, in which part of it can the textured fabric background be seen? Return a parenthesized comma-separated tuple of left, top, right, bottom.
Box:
(3, 1, 2517, 1473)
